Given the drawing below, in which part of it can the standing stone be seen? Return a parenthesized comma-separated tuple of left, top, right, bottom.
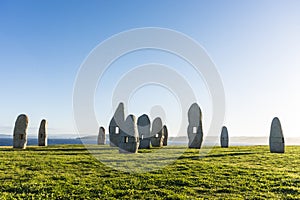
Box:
(13, 114, 28, 149)
(109, 103, 125, 147)
(119, 115, 139, 153)
(163, 125, 168, 146)
(269, 117, 285, 153)
(187, 103, 203, 149)
(220, 126, 229, 148)
(98, 126, 105, 145)
(38, 119, 48, 146)
(137, 114, 151, 149)
(150, 117, 164, 147)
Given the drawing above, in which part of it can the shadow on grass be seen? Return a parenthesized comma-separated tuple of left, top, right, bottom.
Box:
(179, 152, 255, 160)
(30, 147, 115, 152)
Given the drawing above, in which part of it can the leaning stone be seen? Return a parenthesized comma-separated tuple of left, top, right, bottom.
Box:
(269, 117, 284, 153)
(119, 115, 139, 153)
(137, 114, 151, 149)
(38, 119, 48, 146)
(150, 117, 164, 147)
(98, 126, 105, 145)
(220, 126, 229, 148)
(13, 114, 28, 149)
(163, 125, 168, 146)
(187, 103, 203, 149)
(109, 102, 125, 147)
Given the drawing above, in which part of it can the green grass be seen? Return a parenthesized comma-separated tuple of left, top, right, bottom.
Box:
(0, 145, 299, 199)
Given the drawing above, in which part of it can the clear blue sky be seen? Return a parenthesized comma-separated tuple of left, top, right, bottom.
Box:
(0, 0, 299, 138)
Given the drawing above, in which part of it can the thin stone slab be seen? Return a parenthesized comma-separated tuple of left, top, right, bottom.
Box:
(98, 126, 105, 145)
(187, 103, 203, 149)
(13, 114, 28, 149)
(119, 115, 139, 153)
(137, 114, 151, 149)
(163, 125, 168, 146)
(269, 117, 285, 153)
(220, 126, 229, 148)
(109, 102, 125, 147)
(151, 117, 164, 147)
(38, 119, 48, 146)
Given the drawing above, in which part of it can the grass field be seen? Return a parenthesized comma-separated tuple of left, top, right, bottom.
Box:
(0, 145, 299, 199)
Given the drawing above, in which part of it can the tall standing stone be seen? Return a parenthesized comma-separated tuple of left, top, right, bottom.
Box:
(220, 126, 229, 148)
(137, 114, 151, 149)
(98, 126, 105, 145)
(163, 125, 168, 146)
(151, 117, 164, 147)
(119, 115, 139, 153)
(269, 117, 285, 153)
(109, 103, 125, 147)
(13, 114, 28, 149)
(38, 119, 47, 146)
(187, 103, 203, 149)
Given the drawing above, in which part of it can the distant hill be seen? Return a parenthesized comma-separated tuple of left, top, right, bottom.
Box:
(0, 134, 11, 138)
(77, 135, 102, 140)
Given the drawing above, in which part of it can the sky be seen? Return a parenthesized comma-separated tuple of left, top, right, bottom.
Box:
(0, 0, 300, 138)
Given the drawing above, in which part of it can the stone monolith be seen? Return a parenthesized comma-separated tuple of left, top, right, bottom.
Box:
(98, 126, 105, 145)
(109, 103, 125, 147)
(38, 119, 47, 146)
(269, 117, 285, 153)
(119, 114, 139, 153)
(220, 126, 228, 148)
(13, 114, 28, 149)
(151, 117, 164, 147)
(137, 114, 151, 149)
(163, 125, 168, 146)
(187, 103, 203, 149)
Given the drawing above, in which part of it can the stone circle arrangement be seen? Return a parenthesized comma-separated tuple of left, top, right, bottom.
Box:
(98, 102, 285, 154)
(8, 102, 285, 154)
